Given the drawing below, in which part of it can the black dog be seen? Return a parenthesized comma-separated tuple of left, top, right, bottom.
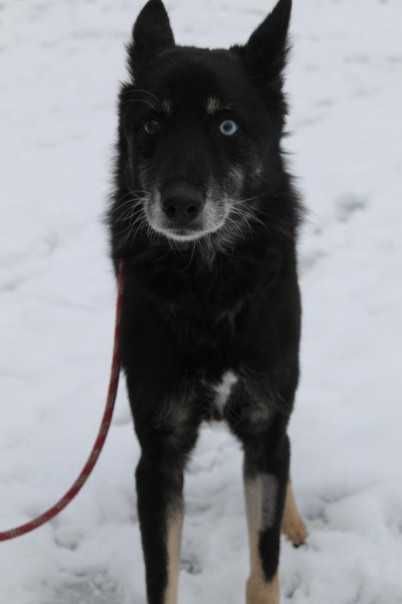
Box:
(107, 1, 306, 602)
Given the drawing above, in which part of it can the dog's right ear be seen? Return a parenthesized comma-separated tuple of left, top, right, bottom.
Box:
(128, 0, 175, 77)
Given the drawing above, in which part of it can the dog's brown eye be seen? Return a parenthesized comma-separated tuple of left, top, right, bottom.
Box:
(144, 119, 161, 135)
(219, 119, 239, 137)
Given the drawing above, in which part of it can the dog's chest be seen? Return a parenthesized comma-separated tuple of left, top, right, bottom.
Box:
(212, 370, 238, 414)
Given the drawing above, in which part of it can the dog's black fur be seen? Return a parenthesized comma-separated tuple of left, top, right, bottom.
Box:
(107, 0, 302, 601)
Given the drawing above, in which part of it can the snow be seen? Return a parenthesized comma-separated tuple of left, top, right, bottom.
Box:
(1, 0, 402, 602)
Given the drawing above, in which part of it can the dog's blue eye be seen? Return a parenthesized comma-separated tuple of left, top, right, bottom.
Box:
(144, 119, 161, 135)
(219, 119, 239, 137)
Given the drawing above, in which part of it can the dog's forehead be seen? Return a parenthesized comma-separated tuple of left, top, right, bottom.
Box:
(147, 47, 250, 112)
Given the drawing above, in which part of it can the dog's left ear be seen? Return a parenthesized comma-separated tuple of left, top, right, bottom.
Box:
(128, 0, 175, 77)
(236, 0, 292, 89)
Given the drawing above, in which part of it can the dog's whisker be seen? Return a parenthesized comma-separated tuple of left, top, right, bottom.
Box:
(128, 217, 147, 243)
(117, 197, 147, 212)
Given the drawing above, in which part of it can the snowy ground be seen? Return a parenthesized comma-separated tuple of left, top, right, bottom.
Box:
(1, 1, 402, 602)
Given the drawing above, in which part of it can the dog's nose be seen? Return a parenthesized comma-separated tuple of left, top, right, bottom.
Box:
(161, 182, 205, 226)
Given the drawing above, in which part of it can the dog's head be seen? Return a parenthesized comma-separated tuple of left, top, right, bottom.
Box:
(115, 0, 293, 249)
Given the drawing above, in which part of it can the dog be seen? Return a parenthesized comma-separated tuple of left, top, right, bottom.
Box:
(107, 0, 307, 602)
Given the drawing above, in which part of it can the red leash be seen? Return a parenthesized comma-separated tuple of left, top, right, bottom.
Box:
(0, 262, 124, 542)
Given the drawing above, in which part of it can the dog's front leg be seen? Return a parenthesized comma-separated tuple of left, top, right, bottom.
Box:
(128, 379, 201, 604)
(243, 429, 290, 604)
(136, 448, 185, 604)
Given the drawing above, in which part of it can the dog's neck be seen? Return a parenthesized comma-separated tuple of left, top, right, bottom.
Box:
(121, 231, 287, 321)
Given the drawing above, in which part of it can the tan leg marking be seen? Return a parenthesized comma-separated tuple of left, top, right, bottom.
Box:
(282, 482, 307, 547)
(246, 573, 279, 604)
(164, 505, 183, 604)
(244, 477, 280, 604)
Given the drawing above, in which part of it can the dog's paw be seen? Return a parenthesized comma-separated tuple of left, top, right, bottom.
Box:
(282, 516, 308, 548)
(282, 483, 308, 547)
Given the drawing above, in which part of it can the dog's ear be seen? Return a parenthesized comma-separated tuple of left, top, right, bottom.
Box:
(128, 0, 175, 77)
(236, 0, 292, 89)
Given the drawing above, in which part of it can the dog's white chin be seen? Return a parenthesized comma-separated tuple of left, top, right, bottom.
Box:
(148, 221, 226, 242)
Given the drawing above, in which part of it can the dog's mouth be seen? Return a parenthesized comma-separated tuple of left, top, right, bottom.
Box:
(147, 219, 228, 243)
(168, 227, 205, 241)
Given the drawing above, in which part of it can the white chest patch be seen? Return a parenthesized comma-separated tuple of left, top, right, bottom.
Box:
(213, 371, 238, 413)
